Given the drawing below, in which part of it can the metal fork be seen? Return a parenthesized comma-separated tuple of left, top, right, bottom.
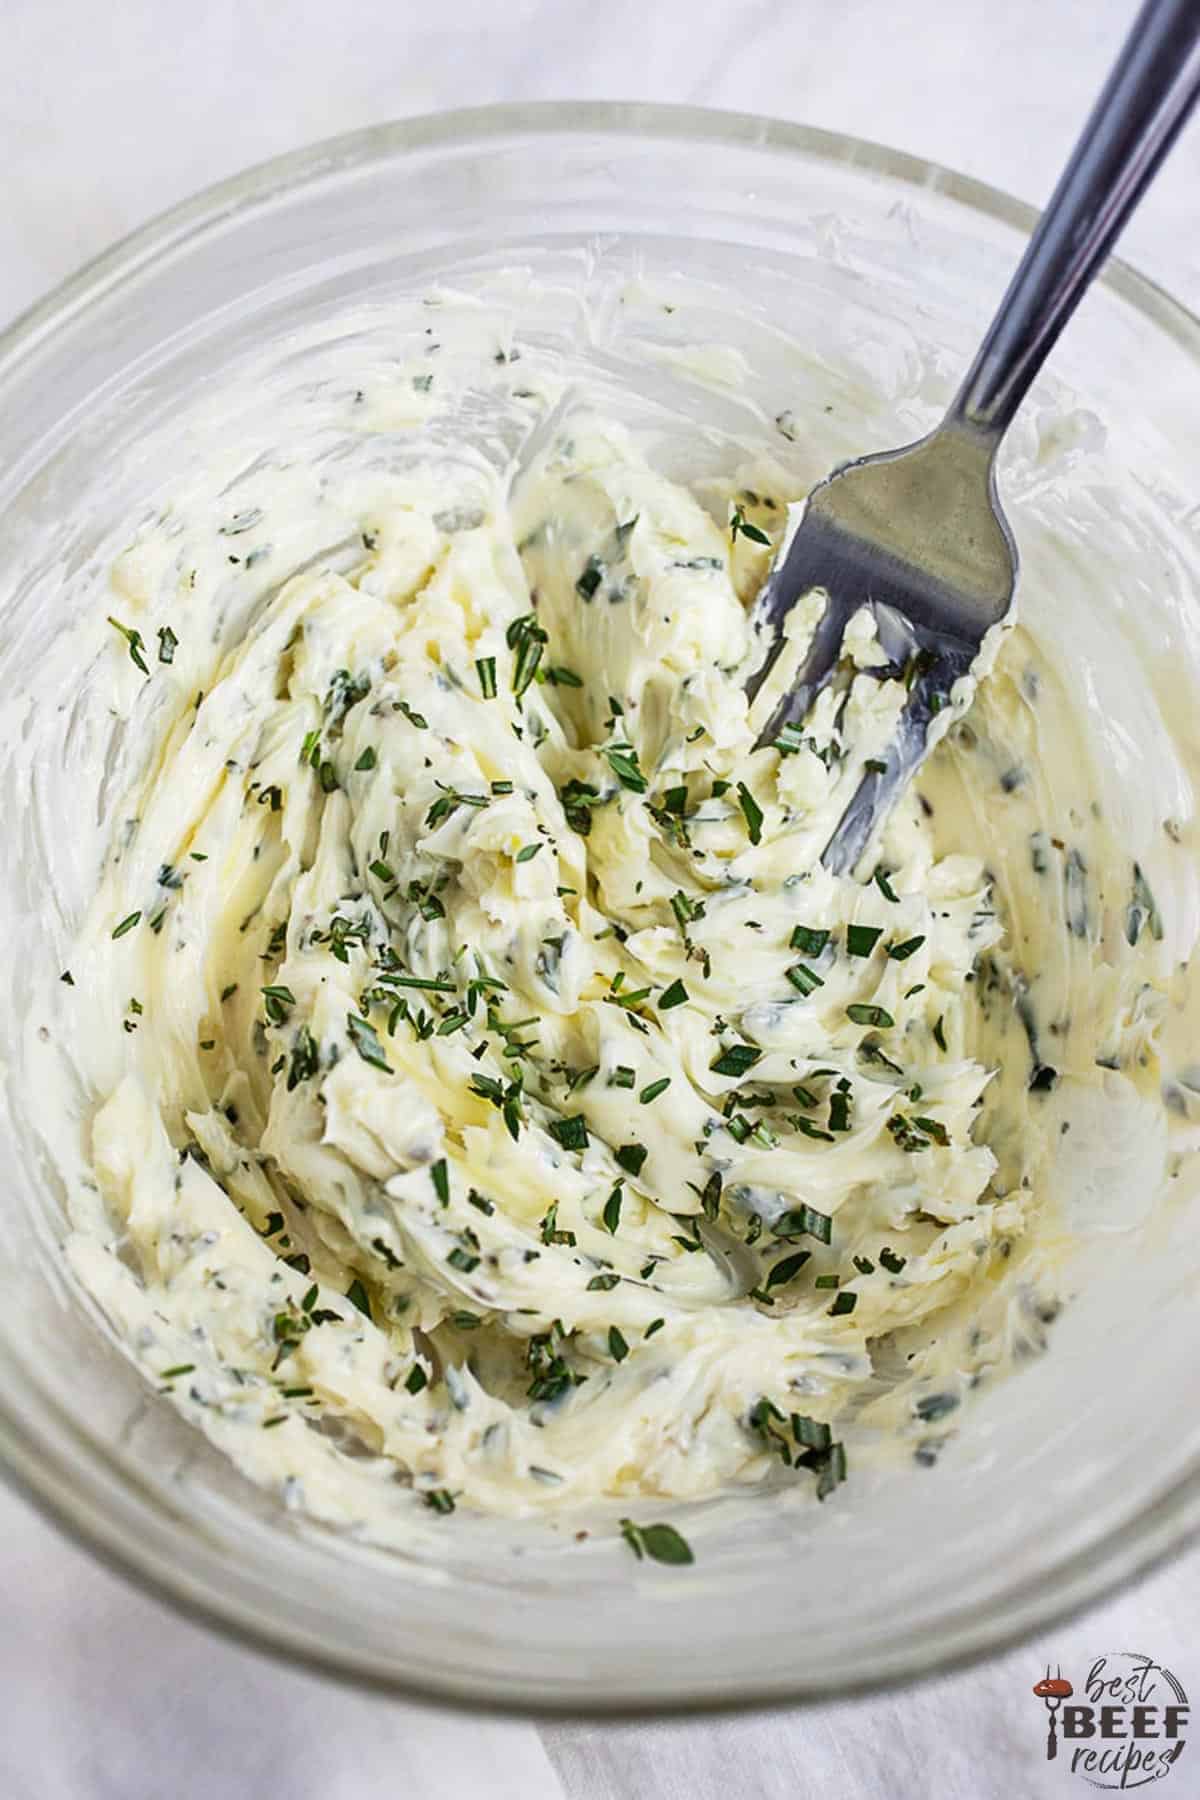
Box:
(747, 0, 1200, 876)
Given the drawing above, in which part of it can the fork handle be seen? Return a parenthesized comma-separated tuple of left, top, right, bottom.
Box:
(950, 0, 1200, 439)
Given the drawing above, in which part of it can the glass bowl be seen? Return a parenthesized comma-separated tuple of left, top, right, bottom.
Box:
(0, 102, 1198, 1716)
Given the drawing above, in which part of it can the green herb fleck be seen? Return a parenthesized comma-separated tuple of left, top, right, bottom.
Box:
(736, 782, 763, 845)
(847, 1003, 894, 1028)
(615, 1143, 648, 1178)
(730, 506, 771, 547)
(619, 1518, 694, 1565)
(346, 1277, 372, 1320)
(790, 925, 829, 955)
(347, 1009, 391, 1072)
(107, 616, 149, 675)
(846, 924, 883, 957)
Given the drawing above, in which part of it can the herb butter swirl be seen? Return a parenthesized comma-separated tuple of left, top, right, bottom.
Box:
(63, 407, 1098, 1537)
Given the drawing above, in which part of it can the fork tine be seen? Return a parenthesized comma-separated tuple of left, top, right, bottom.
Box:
(750, 590, 852, 750)
(821, 652, 966, 875)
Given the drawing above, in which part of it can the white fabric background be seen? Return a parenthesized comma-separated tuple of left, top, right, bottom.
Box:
(2, 3, 1197, 1795)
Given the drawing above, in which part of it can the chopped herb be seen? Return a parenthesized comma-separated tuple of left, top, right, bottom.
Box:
(640, 1078, 671, 1104)
(604, 742, 648, 793)
(60, 970, 75, 986)
(354, 746, 377, 771)
(765, 1250, 811, 1289)
(772, 1205, 833, 1245)
(347, 1009, 391, 1072)
(607, 1325, 629, 1363)
(602, 1184, 624, 1234)
(576, 555, 605, 600)
(736, 782, 764, 845)
(397, 699, 428, 730)
(423, 1489, 456, 1514)
(790, 925, 829, 955)
(847, 1003, 894, 1028)
(587, 1273, 620, 1292)
(811, 1441, 847, 1500)
(710, 1043, 761, 1078)
(879, 1246, 907, 1274)
(430, 1159, 450, 1206)
(405, 1364, 428, 1394)
(261, 983, 296, 1025)
(874, 868, 900, 903)
(107, 616, 149, 675)
(828, 1087, 852, 1133)
(492, 779, 514, 795)
(159, 1363, 195, 1380)
(619, 1518, 694, 1565)
(912, 1114, 950, 1146)
(346, 1278, 372, 1320)
(548, 1114, 589, 1152)
(545, 665, 584, 688)
(887, 935, 925, 961)
(157, 625, 178, 665)
(615, 1143, 648, 1179)
(507, 613, 548, 698)
(846, 924, 883, 957)
(447, 1245, 479, 1273)
(287, 1027, 320, 1091)
(645, 1318, 665, 1338)
(828, 1290, 858, 1317)
(1127, 862, 1164, 945)
(515, 842, 542, 863)
(558, 777, 602, 834)
(932, 1014, 948, 1052)
(658, 978, 689, 1010)
(475, 655, 498, 699)
(786, 962, 824, 996)
(425, 784, 490, 830)
(111, 911, 141, 940)
(730, 506, 771, 547)
(540, 1201, 576, 1247)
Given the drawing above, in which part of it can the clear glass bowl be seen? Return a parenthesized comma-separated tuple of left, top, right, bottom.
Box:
(1, 102, 1199, 1715)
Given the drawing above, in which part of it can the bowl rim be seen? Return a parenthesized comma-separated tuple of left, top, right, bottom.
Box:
(3, 97, 1200, 1718)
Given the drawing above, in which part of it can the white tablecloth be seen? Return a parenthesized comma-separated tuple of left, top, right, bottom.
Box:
(3, 3, 1197, 1795)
